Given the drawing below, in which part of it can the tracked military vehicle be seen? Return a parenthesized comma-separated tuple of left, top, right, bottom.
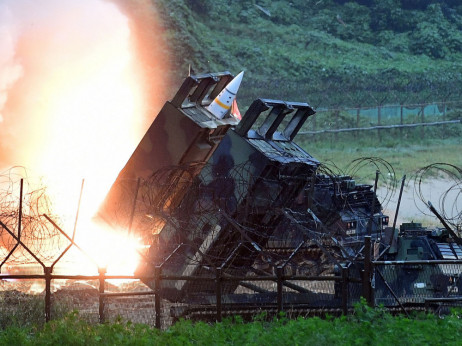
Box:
(100, 71, 389, 308)
(374, 222, 462, 306)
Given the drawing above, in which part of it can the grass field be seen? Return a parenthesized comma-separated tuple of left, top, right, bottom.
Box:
(1, 303, 461, 345)
(299, 134, 462, 182)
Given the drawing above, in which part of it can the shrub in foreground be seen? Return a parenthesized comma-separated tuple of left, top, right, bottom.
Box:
(1, 303, 461, 345)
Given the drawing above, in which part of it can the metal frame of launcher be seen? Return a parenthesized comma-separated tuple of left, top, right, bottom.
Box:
(100, 71, 389, 305)
(97, 72, 240, 232)
(139, 98, 321, 302)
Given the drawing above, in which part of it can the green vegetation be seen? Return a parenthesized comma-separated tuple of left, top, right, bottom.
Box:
(311, 139, 462, 178)
(154, 0, 462, 174)
(156, 0, 462, 108)
(1, 303, 462, 345)
(299, 132, 462, 180)
(0, 292, 72, 331)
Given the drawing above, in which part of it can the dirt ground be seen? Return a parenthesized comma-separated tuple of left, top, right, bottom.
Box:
(378, 178, 459, 227)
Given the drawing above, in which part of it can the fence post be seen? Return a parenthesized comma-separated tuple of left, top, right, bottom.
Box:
(400, 103, 404, 140)
(341, 266, 349, 315)
(363, 236, 373, 306)
(421, 105, 425, 137)
(377, 105, 382, 142)
(216, 268, 222, 322)
(355, 106, 360, 139)
(312, 113, 317, 142)
(155, 266, 162, 329)
(98, 267, 106, 323)
(44, 267, 52, 322)
(276, 266, 283, 314)
(335, 109, 339, 141)
(442, 100, 446, 139)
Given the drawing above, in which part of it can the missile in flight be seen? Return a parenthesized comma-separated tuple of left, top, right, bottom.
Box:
(206, 71, 244, 119)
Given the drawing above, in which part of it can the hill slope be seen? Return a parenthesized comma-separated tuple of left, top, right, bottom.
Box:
(156, 0, 462, 108)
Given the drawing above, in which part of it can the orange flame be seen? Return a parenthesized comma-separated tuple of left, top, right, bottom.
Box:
(0, 0, 171, 275)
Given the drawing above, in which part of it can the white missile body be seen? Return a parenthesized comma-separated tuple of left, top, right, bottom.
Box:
(206, 71, 244, 119)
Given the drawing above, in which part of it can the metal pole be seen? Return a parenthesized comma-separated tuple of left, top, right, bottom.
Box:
(341, 266, 349, 315)
(155, 266, 161, 329)
(276, 266, 283, 314)
(128, 178, 141, 236)
(363, 236, 373, 306)
(18, 179, 23, 239)
(312, 114, 316, 142)
(42, 214, 99, 267)
(72, 180, 85, 241)
(45, 267, 52, 322)
(355, 106, 360, 139)
(216, 268, 222, 322)
(375, 267, 409, 317)
(421, 105, 425, 137)
(400, 103, 403, 140)
(368, 171, 379, 237)
(392, 175, 406, 231)
(0, 179, 24, 272)
(443, 101, 446, 121)
(98, 267, 106, 323)
(442, 100, 446, 139)
(335, 109, 339, 141)
(0, 220, 45, 267)
(428, 201, 462, 245)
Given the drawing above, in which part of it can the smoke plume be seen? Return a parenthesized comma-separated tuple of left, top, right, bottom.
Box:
(0, 0, 171, 176)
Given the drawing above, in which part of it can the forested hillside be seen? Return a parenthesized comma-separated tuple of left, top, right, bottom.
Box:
(156, 0, 462, 108)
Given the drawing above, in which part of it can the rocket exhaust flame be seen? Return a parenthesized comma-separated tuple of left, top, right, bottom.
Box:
(0, 0, 170, 276)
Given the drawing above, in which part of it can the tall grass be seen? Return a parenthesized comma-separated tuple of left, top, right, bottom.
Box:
(1, 302, 461, 345)
(297, 122, 462, 181)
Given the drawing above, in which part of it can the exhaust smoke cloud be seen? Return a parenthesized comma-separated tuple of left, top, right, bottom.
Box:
(0, 0, 171, 274)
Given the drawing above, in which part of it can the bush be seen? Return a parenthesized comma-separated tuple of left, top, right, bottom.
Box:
(0, 292, 44, 330)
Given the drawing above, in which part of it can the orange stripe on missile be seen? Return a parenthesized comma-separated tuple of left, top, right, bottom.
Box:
(215, 99, 231, 110)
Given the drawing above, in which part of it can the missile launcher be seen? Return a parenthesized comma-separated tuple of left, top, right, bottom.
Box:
(137, 98, 319, 301)
(99, 71, 389, 306)
(98, 72, 241, 232)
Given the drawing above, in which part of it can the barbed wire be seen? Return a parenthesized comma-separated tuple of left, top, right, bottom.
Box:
(0, 167, 68, 265)
(133, 157, 398, 279)
(412, 163, 462, 231)
(1, 159, 459, 274)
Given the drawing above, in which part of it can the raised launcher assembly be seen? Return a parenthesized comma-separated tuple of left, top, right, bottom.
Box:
(137, 98, 319, 302)
(97, 72, 240, 232)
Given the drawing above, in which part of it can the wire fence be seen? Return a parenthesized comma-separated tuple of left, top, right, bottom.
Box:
(0, 170, 460, 329)
(0, 269, 355, 329)
(2, 251, 462, 328)
(0, 127, 461, 329)
(298, 100, 462, 142)
(240, 77, 462, 111)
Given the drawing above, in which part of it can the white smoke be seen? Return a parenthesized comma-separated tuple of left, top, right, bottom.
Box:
(0, 0, 171, 175)
(0, 1, 23, 123)
(0, 0, 140, 169)
(0, 0, 171, 273)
